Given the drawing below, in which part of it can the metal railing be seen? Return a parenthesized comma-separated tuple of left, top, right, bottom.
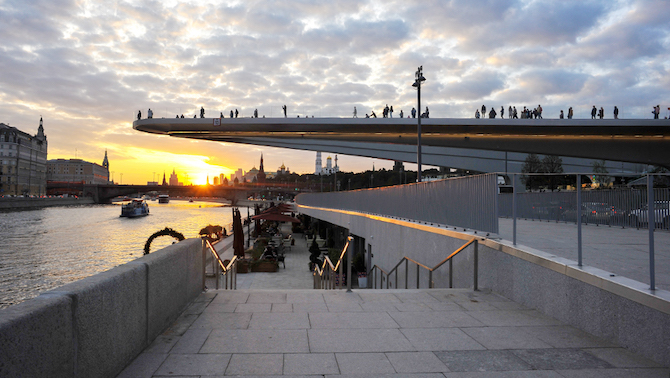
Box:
(205, 239, 238, 290)
(296, 173, 498, 234)
(369, 238, 478, 290)
(313, 236, 353, 290)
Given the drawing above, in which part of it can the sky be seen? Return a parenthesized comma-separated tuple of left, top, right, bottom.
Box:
(1, 0, 669, 185)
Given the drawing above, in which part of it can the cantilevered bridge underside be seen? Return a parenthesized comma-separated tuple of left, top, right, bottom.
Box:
(133, 118, 670, 173)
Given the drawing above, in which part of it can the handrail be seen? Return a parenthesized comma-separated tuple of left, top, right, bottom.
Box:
(369, 237, 478, 290)
(313, 236, 353, 290)
(205, 239, 237, 290)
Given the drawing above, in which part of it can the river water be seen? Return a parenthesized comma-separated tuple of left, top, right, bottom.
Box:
(0, 200, 237, 309)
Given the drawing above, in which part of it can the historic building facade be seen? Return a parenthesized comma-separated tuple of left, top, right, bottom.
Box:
(0, 118, 48, 196)
(47, 154, 110, 185)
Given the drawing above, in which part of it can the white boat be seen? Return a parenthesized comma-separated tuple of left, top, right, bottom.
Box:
(158, 194, 170, 204)
(120, 199, 150, 218)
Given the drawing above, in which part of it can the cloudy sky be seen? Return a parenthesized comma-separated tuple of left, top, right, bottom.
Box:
(1, 0, 668, 184)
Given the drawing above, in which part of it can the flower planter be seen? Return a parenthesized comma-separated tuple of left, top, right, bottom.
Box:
(251, 261, 279, 272)
(357, 276, 367, 289)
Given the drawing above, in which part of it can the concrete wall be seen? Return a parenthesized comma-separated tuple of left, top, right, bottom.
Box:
(0, 196, 95, 210)
(299, 205, 670, 367)
(0, 237, 205, 378)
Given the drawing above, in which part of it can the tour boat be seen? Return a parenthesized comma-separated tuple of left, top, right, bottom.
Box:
(157, 194, 170, 204)
(120, 199, 150, 218)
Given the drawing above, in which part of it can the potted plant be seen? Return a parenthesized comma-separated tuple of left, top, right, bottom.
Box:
(353, 252, 367, 288)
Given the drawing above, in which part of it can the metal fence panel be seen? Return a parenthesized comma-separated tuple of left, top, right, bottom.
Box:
(296, 174, 499, 234)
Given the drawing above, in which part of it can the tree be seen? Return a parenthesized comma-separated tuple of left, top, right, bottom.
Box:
(592, 160, 610, 188)
(521, 154, 543, 191)
(542, 155, 564, 191)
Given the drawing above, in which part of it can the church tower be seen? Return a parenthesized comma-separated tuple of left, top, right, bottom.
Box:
(102, 149, 109, 171)
(36, 117, 46, 141)
(257, 153, 266, 183)
(315, 152, 322, 175)
(162, 171, 167, 186)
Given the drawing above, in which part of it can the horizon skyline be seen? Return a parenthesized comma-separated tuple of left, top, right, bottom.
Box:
(2, 0, 668, 185)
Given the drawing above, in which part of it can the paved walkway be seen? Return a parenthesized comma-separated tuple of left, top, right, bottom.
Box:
(117, 288, 668, 377)
(498, 218, 670, 291)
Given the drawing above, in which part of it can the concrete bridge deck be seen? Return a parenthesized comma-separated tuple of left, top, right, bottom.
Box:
(118, 226, 669, 377)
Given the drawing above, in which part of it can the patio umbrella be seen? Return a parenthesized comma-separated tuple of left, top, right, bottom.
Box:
(251, 211, 300, 223)
(233, 208, 245, 257)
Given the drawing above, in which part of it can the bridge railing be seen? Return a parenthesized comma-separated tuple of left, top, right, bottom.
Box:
(296, 173, 498, 234)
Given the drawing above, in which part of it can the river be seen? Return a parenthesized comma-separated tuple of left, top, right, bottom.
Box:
(0, 200, 239, 309)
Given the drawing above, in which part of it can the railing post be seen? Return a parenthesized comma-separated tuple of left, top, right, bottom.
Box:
(449, 259, 453, 288)
(474, 240, 479, 291)
(512, 173, 517, 245)
(416, 263, 420, 289)
(405, 259, 408, 289)
(201, 238, 207, 290)
(428, 270, 433, 289)
(648, 173, 656, 290)
(577, 174, 583, 267)
(346, 238, 352, 292)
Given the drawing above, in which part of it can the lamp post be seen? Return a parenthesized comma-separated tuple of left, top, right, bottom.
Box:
(412, 66, 426, 182)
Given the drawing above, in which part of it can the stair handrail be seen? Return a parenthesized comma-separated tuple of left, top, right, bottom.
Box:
(313, 236, 353, 289)
(205, 239, 238, 290)
(369, 237, 478, 289)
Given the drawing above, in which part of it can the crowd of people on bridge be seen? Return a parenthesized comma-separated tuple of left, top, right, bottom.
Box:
(136, 103, 668, 121)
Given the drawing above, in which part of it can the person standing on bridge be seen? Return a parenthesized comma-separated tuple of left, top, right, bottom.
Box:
(614, 106, 619, 119)
(220, 112, 223, 118)
(254, 109, 258, 118)
(513, 106, 518, 119)
(599, 107, 604, 119)
(200, 106, 205, 118)
(509, 106, 513, 119)
(591, 106, 597, 119)
(425, 107, 429, 118)
(475, 109, 480, 118)
(411, 107, 416, 118)
(282, 105, 287, 117)
(489, 108, 496, 118)
(560, 110, 564, 119)
(137, 110, 141, 120)
(481, 105, 486, 118)
(500, 106, 505, 119)
(353, 106, 357, 118)
(568, 107, 573, 119)
(235, 109, 239, 118)
(181, 114, 184, 118)
(399, 109, 404, 118)
(230, 110, 234, 118)
(389, 106, 394, 118)
(371, 110, 377, 118)
(147, 108, 153, 119)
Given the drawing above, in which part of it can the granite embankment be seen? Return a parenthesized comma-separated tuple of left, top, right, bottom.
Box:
(0, 197, 95, 210)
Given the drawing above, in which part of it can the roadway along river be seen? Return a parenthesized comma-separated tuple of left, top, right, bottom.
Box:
(0, 200, 238, 309)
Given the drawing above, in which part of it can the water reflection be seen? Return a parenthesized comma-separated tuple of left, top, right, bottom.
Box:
(0, 200, 235, 308)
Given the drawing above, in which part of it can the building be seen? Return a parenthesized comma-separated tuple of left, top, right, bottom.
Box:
(47, 155, 109, 185)
(277, 162, 290, 176)
(169, 169, 180, 186)
(315, 152, 339, 175)
(257, 153, 266, 183)
(0, 118, 48, 196)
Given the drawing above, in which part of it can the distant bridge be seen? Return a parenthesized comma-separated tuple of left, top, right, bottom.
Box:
(133, 117, 670, 173)
(46, 182, 258, 204)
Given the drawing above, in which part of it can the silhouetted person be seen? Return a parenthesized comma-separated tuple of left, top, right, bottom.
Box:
(137, 110, 141, 120)
(235, 109, 239, 118)
(482, 105, 486, 117)
(371, 110, 377, 118)
(560, 110, 564, 119)
(614, 106, 619, 119)
(353, 106, 357, 118)
(399, 109, 403, 118)
(425, 107, 429, 118)
(599, 107, 604, 119)
(230, 110, 233, 118)
(282, 105, 287, 117)
(537, 104, 543, 119)
(509, 106, 513, 119)
(181, 114, 184, 118)
(489, 108, 496, 118)
(591, 106, 597, 119)
(390, 106, 394, 118)
(200, 106, 205, 118)
(500, 106, 504, 119)
(176, 115, 179, 118)
(411, 107, 416, 118)
(220, 112, 223, 118)
(475, 109, 480, 118)
(254, 109, 258, 118)
(568, 107, 573, 119)
(147, 108, 153, 119)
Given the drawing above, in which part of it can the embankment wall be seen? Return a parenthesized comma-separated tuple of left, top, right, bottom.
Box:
(300, 205, 670, 367)
(0, 197, 95, 210)
(0, 238, 205, 377)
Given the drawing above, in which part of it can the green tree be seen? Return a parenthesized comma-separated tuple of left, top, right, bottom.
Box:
(592, 160, 610, 188)
(542, 155, 565, 191)
(521, 154, 543, 191)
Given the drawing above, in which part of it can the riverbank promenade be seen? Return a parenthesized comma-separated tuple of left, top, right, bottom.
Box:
(117, 229, 668, 377)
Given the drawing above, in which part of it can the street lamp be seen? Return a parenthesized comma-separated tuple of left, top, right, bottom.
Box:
(412, 66, 426, 182)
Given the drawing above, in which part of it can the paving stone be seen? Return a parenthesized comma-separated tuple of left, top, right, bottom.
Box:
(326, 303, 364, 312)
(555, 368, 670, 378)
(437, 372, 561, 377)
(247, 292, 287, 303)
(116, 353, 167, 378)
(287, 292, 326, 303)
(360, 302, 401, 312)
(283, 353, 340, 375)
(235, 303, 272, 312)
(512, 348, 613, 370)
(461, 327, 553, 350)
(202, 303, 238, 313)
(225, 353, 283, 376)
(162, 313, 199, 336)
(425, 302, 464, 311)
(466, 310, 562, 327)
(272, 303, 293, 312)
(322, 292, 363, 304)
(326, 374, 447, 378)
(309, 329, 415, 353)
(335, 352, 396, 374)
(584, 347, 664, 368)
(153, 353, 231, 376)
(434, 350, 531, 372)
(385, 351, 450, 373)
(249, 312, 310, 329)
(522, 325, 617, 348)
(183, 300, 209, 314)
(358, 292, 402, 302)
(169, 328, 211, 353)
(400, 328, 485, 351)
(390, 310, 483, 328)
(209, 291, 249, 304)
(189, 312, 251, 329)
(293, 302, 329, 312)
(394, 291, 440, 303)
(144, 335, 179, 354)
(309, 312, 399, 329)
(393, 303, 434, 312)
(200, 329, 309, 353)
